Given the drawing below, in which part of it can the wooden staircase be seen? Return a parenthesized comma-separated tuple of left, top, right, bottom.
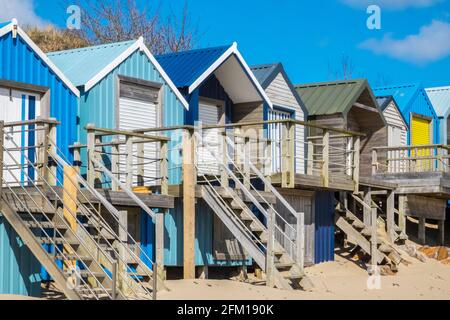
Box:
(202, 185, 308, 290)
(335, 196, 401, 273)
(195, 131, 312, 291)
(0, 120, 160, 300)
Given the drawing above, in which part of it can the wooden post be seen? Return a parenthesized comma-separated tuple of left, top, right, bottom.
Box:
(370, 200, 378, 272)
(398, 195, 407, 234)
(438, 220, 445, 246)
(266, 207, 275, 288)
(363, 187, 372, 227)
(86, 124, 96, 186)
(244, 136, 251, 189)
(353, 137, 360, 193)
(372, 149, 378, 175)
(111, 140, 120, 192)
(307, 141, 314, 176)
(437, 147, 443, 172)
(386, 191, 395, 243)
(136, 142, 144, 187)
(220, 131, 229, 187)
(160, 141, 169, 195)
(125, 136, 134, 189)
(418, 217, 426, 245)
(322, 130, 329, 188)
(182, 128, 196, 279)
(0, 121, 4, 210)
(264, 138, 272, 192)
(155, 211, 165, 280)
(47, 121, 57, 187)
(296, 212, 305, 272)
(282, 122, 295, 188)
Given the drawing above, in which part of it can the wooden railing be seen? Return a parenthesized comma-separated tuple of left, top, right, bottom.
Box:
(372, 144, 450, 175)
(132, 119, 363, 191)
(72, 125, 170, 194)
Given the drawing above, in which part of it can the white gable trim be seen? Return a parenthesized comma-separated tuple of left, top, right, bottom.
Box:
(0, 21, 80, 97)
(188, 43, 273, 109)
(83, 37, 189, 110)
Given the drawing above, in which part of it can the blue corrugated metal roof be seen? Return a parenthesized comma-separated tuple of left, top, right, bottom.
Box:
(48, 40, 137, 87)
(426, 86, 450, 118)
(373, 84, 420, 115)
(155, 45, 231, 88)
(374, 83, 440, 143)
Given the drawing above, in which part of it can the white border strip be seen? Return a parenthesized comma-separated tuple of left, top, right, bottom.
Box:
(83, 37, 189, 110)
(188, 42, 273, 109)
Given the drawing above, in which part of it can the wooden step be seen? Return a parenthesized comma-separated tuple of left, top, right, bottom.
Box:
(378, 244, 393, 254)
(280, 271, 303, 280)
(79, 270, 107, 279)
(76, 286, 113, 295)
(40, 237, 80, 246)
(275, 262, 294, 270)
(23, 221, 69, 230)
(361, 228, 372, 237)
(55, 253, 94, 262)
(352, 221, 366, 230)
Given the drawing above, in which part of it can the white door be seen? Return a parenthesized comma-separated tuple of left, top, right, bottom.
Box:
(0, 88, 41, 185)
(197, 101, 222, 176)
(268, 109, 293, 174)
(118, 97, 159, 186)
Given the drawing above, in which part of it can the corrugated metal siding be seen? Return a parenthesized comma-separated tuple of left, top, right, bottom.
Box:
(0, 30, 77, 296)
(0, 32, 78, 162)
(266, 73, 305, 174)
(314, 191, 335, 264)
(78, 49, 185, 184)
(164, 200, 250, 266)
(0, 217, 41, 297)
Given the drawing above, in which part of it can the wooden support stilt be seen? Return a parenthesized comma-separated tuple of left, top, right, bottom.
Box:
(386, 191, 395, 243)
(398, 195, 407, 234)
(199, 265, 209, 280)
(418, 217, 426, 245)
(182, 129, 196, 280)
(266, 207, 275, 288)
(155, 211, 165, 280)
(370, 199, 378, 272)
(438, 220, 445, 246)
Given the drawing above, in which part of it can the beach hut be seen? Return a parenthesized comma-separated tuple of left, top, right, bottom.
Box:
(156, 43, 274, 275)
(376, 96, 408, 148)
(426, 86, 450, 145)
(0, 19, 79, 297)
(251, 63, 308, 175)
(48, 38, 189, 273)
(374, 84, 440, 146)
(296, 79, 387, 178)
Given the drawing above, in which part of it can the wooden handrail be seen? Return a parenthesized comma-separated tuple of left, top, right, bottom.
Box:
(373, 144, 450, 151)
(85, 125, 171, 142)
(133, 119, 365, 138)
(3, 118, 60, 128)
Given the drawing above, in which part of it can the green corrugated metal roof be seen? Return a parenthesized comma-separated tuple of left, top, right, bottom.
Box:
(295, 79, 368, 116)
(48, 40, 137, 87)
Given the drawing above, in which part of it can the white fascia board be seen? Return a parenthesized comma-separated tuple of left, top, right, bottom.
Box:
(84, 40, 142, 92)
(188, 43, 237, 95)
(140, 43, 189, 110)
(188, 42, 273, 109)
(15, 26, 80, 97)
(0, 22, 12, 38)
(233, 48, 273, 109)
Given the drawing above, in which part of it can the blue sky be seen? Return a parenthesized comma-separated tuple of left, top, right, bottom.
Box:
(1, 0, 449, 88)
